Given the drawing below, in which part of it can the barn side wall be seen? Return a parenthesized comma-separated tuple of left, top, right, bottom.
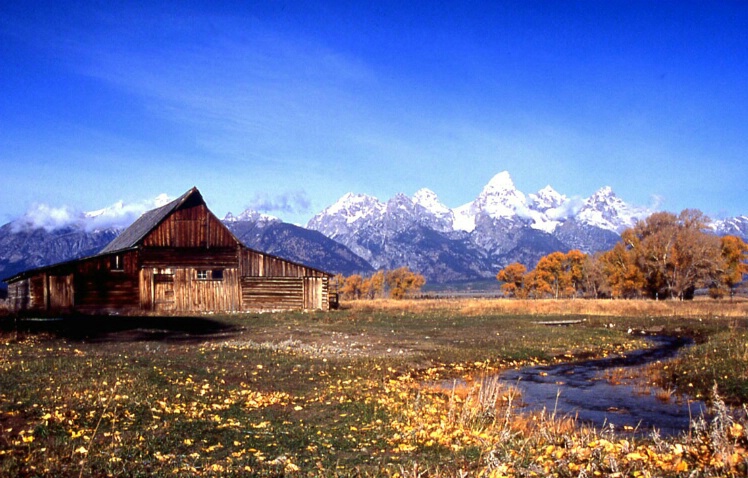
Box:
(72, 251, 140, 315)
(238, 249, 330, 310)
(303, 276, 329, 311)
(240, 249, 327, 278)
(241, 277, 304, 310)
(140, 266, 241, 313)
(7, 278, 33, 312)
(5, 251, 141, 315)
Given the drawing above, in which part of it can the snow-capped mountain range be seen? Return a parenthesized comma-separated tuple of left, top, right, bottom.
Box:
(305, 171, 662, 281)
(712, 215, 748, 238)
(311, 172, 649, 239)
(1, 171, 746, 287)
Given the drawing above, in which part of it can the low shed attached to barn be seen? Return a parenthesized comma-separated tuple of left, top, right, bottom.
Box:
(4, 187, 333, 315)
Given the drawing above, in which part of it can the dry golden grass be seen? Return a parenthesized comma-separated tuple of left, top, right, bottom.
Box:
(346, 297, 748, 318)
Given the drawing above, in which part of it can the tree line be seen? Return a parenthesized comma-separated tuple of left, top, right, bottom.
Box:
(335, 267, 426, 300)
(497, 209, 748, 300)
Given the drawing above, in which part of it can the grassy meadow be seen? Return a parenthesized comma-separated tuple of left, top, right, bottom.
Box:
(1, 299, 747, 476)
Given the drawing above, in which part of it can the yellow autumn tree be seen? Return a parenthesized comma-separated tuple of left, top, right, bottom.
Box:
(599, 242, 645, 299)
(625, 209, 722, 299)
(531, 250, 587, 299)
(496, 262, 527, 298)
(385, 267, 426, 299)
(714, 235, 748, 298)
(362, 270, 386, 299)
(340, 274, 364, 300)
(564, 249, 587, 296)
(523, 269, 552, 298)
(582, 253, 611, 298)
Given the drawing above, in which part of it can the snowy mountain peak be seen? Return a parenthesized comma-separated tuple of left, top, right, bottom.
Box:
(473, 171, 527, 220)
(529, 186, 567, 212)
(306, 192, 386, 245)
(409, 188, 454, 232)
(327, 193, 384, 216)
(308, 173, 655, 238)
(589, 186, 615, 201)
(481, 171, 517, 195)
(576, 187, 649, 233)
(84, 194, 171, 221)
(223, 209, 279, 224)
(413, 188, 451, 216)
(306, 172, 669, 263)
(452, 172, 528, 232)
(84, 194, 174, 232)
(85, 200, 124, 219)
(711, 215, 748, 237)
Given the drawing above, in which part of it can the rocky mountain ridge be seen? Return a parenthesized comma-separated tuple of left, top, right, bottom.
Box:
(306, 171, 653, 281)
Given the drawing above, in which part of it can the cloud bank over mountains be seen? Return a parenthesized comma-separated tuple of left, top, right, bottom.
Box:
(11, 194, 173, 233)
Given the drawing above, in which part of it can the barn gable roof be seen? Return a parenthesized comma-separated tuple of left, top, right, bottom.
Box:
(99, 187, 203, 254)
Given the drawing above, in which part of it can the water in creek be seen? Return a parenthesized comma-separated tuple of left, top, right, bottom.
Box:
(499, 335, 707, 437)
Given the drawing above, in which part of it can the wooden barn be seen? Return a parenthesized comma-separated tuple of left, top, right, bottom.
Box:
(4, 188, 334, 315)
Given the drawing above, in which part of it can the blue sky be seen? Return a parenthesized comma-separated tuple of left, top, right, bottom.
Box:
(1, 1, 746, 226)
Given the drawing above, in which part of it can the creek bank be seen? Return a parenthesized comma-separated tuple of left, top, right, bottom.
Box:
(499, 334, 707, 436)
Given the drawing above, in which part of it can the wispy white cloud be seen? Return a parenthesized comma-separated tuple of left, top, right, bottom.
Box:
(11, 203, 79, 232)
(244, 190, 311, 216)
(11, 194, 172, 232)
(84, 194, 172, 230)
(544, 197, 585, 221)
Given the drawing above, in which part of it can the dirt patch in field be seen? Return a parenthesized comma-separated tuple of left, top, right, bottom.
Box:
(212, 328, 430, 359)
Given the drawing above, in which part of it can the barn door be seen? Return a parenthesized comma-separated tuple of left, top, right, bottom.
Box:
(303, 277, 325, 310)
(153, 274, 175, 312)
(47, 273, 74, 312)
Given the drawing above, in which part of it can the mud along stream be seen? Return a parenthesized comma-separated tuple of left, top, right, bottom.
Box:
(497, 334, 707, 436)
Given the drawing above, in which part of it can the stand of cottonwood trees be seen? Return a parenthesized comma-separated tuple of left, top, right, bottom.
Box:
(497, 209, 748, 300)
(335, 267, 426, 300)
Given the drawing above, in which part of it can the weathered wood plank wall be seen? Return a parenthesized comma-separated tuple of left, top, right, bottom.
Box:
(140, 267, 241, 313)
(47, 274, 74, 311)
(303, 277, 329, 310)
(142, 204, 238, 249)
(240, 276, 329, 311)
(241, 277, 304, 310)
(240, 250, 326, 278)
(175, 268, 240, 312)
(71, 252, 140, 314)
(140, 248, 239, 268)
(7, 279, 32, 311)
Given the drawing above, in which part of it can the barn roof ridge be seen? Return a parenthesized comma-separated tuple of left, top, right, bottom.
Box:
(98, 187, 200, 255)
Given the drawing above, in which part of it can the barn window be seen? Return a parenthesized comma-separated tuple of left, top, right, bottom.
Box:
(196, 270, 209, 280)
(212, 269, 224, 280)
(111, 255, 124, 271)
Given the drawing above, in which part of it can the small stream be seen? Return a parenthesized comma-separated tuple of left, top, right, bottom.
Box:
(499, 335, 707, 436)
